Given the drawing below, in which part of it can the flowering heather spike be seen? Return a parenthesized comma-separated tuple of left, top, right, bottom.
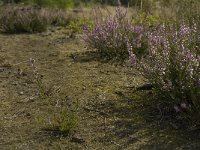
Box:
(174, 105, 181, 113)
(180, 102, 187, 109)
(28, 58, 35, 64)
(83, 6, 145, 60)
(133, 22, 200, 107)
(127, 40, 137, 65)
(82, 23, 88, 31)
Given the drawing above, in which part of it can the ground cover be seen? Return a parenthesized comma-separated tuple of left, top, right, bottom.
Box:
(0, 27, 200, 149)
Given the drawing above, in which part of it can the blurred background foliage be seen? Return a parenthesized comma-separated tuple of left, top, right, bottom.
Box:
(0, 0, 199, 23)
(0, 0, 199, 8)
(0, 0, 199, 20)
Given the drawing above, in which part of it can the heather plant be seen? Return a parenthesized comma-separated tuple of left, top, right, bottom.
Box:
(0, 6, 72, 33)
(0, 6, 50, 33)
(49, 9, 71, 27)
(83, 7, 146, 60)
(129, 22, 200, 110)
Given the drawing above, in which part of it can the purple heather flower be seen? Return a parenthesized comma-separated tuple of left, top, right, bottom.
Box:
(136, 22, 200, 107)
(179, 24, 190, 36)
(180, 102, 187, 109)
(28, 58, 35, 64)
(174, 105, 181, 113)
(82, 23, 88, 30)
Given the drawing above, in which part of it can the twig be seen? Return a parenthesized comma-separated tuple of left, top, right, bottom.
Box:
(157, 104, 163, 122)
(21, 94, 38, 102)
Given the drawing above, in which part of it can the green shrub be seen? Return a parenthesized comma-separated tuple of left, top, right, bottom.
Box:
(132, 12, 160, 27)
(21, 0, 75, 8)
(36, 0, 74, 8)
(67, 18, 93, 34)
(38, 108, 78, 133)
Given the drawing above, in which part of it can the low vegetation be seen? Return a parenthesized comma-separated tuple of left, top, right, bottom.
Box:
(133, 23, 200, 110)
(0, 6, 71, 33)
(0, 6, 50, 33)
(83, 7, 146, 60)
(0, 0, 200, 149)
(84, 4, 200, 122)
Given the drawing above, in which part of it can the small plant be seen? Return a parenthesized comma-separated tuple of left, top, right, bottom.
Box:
(28, 58, 47, 99)
(28, 58, 78, 134)
(129, 22, 200, 110)
(40, 108, 78, 134)
(83, 7, 146, 60)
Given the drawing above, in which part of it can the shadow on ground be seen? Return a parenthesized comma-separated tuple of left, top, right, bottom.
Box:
(71, 50, 126, 65)
(88, 87, 200, 149)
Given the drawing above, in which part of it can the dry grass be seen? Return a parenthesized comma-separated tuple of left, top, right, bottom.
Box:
(0, 27, 200, 149)
(0, 3, 200, 149)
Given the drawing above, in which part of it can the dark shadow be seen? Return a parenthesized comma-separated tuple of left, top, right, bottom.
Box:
(70, 50, 126, 65)
(41, 128, 70, 138)
(88, 87, 200, 149)
(40, 128, 85, 144)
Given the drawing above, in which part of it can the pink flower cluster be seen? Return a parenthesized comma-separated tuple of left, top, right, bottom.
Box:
(83, 7, 144, 59)
(131, 22, 200, 107)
